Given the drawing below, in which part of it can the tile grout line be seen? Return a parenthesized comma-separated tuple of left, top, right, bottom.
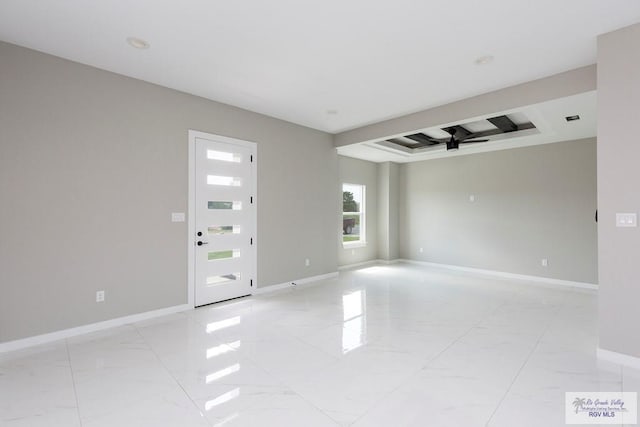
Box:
(65, 339, 84, 427)
(207, 322, 343, 426)
(232, 318, 348, 425)
(348, 293, 519, 426)
(259, 294, 373, 425)
(258, 383, 343, 427)
(483, 297, 567, 427)
(188, 302, 343, 424)
(131, 324, 214, 427)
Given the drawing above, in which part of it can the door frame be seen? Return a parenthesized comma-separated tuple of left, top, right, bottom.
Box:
(187, 130, 258, 308)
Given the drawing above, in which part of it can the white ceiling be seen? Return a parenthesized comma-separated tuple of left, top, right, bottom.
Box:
(0, 1, 638, 133)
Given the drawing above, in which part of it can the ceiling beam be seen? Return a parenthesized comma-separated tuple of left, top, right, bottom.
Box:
(404, 133, 444, 146)
(386, 138, 417, 149)
(457, 121, 537, 139)
(488, 115, 518, 132)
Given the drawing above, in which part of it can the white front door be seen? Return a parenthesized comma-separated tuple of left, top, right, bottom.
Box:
(193, 132, 256, 306)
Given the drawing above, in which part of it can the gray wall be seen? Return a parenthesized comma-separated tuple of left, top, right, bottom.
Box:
(338, 156, 378, 266)
(377, 162, 400, 260)
(0, 42, 338, 343)
(399, 138, 598, 283)
(597, 23, 640, 357)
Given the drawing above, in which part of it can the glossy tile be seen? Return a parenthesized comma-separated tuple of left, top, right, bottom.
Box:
(66, 327, 209, 427)
(193, 384, 337, 426)
(289, 347, 427, 424)
(353, 368, 507, 427)
(0, 344, 80, 426)
(0, 263, 630, 427)
(623, 366, 640, 393)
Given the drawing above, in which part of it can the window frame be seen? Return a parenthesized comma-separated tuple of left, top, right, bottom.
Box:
(342, 183, 366, 248)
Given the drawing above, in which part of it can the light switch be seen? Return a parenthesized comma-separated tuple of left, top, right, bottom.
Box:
(171, 212, 185, 223)
(616, 213, 637, 227)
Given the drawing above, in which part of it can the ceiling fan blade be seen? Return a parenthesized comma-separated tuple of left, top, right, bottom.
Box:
(460, 139, 489, 144)
(458, 133, 487, 142)
(404, 133, 446, 146)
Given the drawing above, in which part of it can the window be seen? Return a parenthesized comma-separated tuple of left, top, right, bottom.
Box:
(342, 183, 366, 246)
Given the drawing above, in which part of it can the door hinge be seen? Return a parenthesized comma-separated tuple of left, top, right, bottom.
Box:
(250, 196, 253, 204)
(250, 237, 253, 245)
(250, 154, 253, 162)
(250, 279, 253, 287)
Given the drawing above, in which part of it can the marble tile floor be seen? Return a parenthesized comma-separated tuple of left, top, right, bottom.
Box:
(1, 263, 638, 426)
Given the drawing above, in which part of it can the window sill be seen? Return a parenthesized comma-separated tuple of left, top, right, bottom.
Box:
(343, 241, 367, 249)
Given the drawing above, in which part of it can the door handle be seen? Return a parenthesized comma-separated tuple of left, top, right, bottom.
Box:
(197, 241, 209, 246)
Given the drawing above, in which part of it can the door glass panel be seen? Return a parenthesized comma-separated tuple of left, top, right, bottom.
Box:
(208, 225, 241, 235)
(208, 249, 240, 261)
(207, 150, 241, 163)
(207, 175, 241, 186)
(208, 201, 242, 210)
(206, 273, 241, 286)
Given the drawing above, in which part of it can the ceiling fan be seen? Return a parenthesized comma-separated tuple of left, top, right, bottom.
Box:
(404, 126, 489, 151)
(442, 126, 489, 151)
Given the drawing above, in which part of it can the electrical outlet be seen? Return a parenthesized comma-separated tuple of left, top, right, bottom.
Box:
(541, 259, 548, 267)
(305, 258, 310, 267)
(419, 247, 424, 253)
(96, 290, 105, 302)
(469, 195, 475, 202)
(616, 213, 637, 227)
(171, 212, 185, 222)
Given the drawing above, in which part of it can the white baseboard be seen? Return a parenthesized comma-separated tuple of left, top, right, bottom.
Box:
(0, 303, 192, 354)
(252, 271, 339, 295)
(0, 260, 595, 353)
(1, 271, 340, 352)
(338, 260, 381, 271)
(598, 347, 640, 370)
(338, 259, 400, 271)
(399, 259, 598, 291)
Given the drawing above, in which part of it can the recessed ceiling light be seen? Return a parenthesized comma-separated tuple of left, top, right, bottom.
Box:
(474, 55, 494, 65)
(126, 37, 150, 50)
(565, 115, 580, 122)
(326, 109, 338, 115)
